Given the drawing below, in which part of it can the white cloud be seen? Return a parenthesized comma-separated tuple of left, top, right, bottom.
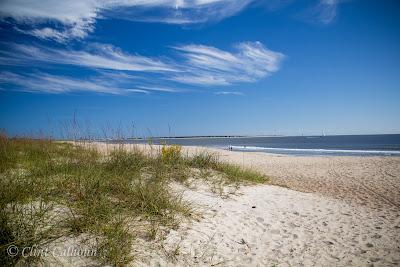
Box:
(116, 0, 254, 25)
(0, 71, 180, 94)
(0, 72, 124, 94)
(8, 43, 178, 72)
(0, 0, 254, 42)
(170, 41, 284, 86)
(301, 0, 341, 25)
(28, 28, 71, 43)
(18, 24, 93, 43)
(0, 0, 97, 41)
(214, 91, 244, 95)
(316, 0, 338, 24)
(0, 41, 284, 92)
(173, 44, 239, 71)
(0, 0, 344, 42)
(171, 73, 231, 86)
(136, 85, 183, 92)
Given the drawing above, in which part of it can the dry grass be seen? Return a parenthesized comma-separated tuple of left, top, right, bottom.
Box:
(0, 135, 267, 266)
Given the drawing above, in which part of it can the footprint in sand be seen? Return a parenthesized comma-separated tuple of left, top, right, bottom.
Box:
(256, 217, 264, 223)
(270, 229, 280, 235)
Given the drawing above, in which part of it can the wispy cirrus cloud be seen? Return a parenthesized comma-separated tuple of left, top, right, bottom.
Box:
(301, 0, 343, 25)
(0, 71, 179, 94)
(7, 43, 178, 72)
(113, 0, 254, 25)
(170, 42, 284, 86)
(0, 72, 126, 94)
(0, 0, 254, 42)
(135, 85, 184, 93)
(15, 27, 83, 43)
(0, 0, 98, 41)
(314, 0, 339, 24)
(214, 91, 244, 96)
(0, 0, 343, 43)
(0, 41, 284, 94)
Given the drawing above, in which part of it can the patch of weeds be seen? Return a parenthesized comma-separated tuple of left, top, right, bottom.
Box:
(186, 151, 268, 184)
(0, 138, 265, 266)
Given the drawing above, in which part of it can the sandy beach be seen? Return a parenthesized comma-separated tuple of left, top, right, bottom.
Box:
(90, 143, 400, 266)
(182, 146, 400, 210)
(3, 1, 400, 266)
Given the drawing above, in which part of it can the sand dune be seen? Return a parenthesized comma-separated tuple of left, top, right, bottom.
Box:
(90, 143, 400, 266)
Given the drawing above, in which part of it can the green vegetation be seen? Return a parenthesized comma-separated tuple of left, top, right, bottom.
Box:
(0, 135, 267, 266)
(186, 151, 266, 183)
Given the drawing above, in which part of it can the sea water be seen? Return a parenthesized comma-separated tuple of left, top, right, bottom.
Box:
(125, 134, 400, 156)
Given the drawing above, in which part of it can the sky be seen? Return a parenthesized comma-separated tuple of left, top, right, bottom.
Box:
(0, 0, 399, 138)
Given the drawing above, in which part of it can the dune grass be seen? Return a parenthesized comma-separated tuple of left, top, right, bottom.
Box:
(0, 135, 267, 266)
(186, 151, 266, 183)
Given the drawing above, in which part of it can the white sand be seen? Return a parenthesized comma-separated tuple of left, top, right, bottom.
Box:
(181, 146, 400, 210)
(77, 143, 400, 266)
(140, 183, 399, 266)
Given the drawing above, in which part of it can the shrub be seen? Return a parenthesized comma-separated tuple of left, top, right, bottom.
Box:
(161, 145, 182, 163)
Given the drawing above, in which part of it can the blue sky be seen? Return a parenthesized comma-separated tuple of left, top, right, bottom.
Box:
(0, 0, 399, 138)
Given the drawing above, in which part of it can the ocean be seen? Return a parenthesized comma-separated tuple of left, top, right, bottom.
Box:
(126, 134, 400, 156)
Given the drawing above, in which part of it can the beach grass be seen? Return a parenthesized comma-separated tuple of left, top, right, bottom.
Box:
(0, 135, 267, 266)
(186, 151, 265, 183)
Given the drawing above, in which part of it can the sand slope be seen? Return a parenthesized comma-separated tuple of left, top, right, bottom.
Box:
(85, 143, 400, 266)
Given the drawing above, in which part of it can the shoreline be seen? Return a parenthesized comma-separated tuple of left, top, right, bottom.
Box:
(89, 141, 400, 157)
(95, 133, 400, 140)
(225, 145, 400, 156)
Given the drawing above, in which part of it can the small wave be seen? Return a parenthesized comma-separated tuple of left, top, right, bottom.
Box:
(227, 146, 400, 155)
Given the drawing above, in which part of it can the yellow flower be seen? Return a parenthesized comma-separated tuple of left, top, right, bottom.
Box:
(161, 145, 182, 162)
